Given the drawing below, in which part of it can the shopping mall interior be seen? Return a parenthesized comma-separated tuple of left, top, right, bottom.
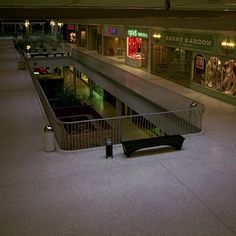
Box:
(0, 1, 236, 236)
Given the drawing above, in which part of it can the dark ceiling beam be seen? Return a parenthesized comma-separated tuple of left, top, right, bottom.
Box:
(0, 7, 225, 21)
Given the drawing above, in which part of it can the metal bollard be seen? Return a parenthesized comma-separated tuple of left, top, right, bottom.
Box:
(189, 101, 197, 109)
(189, 101, 198, 125)
(105, 139, 113, 158)
(44, 125, 55, 152)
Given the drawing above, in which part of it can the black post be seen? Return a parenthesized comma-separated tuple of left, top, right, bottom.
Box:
(106, 139, 113, 158)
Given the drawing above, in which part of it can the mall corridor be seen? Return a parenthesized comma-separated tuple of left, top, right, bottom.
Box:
(0, 38, 236, 236)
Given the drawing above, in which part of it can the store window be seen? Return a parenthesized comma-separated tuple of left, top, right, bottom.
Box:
(105, 37, 125, 57)
(69, 32, 76, 43)
(222, 59, 236, 96)
(68, 25, 76, 43)
(127, 37, 142, 59)
(193, 55, 206, 84)
(205, 57, 222, 89)
(151, 45, 192, 87)
(194, 56, 236, 97)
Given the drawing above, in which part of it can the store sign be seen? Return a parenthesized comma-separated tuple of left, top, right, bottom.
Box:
(108, 27, 118, 35)
(127, 29, 148, 38)
(195, 55, 205, 70)
(163, 31, 214, 51)
(68, 24, 75, 30)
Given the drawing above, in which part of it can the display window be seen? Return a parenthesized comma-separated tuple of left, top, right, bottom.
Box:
(151, 45, 192, 87)
(127, 37, 142, 59)
(205, 57, 222, 89)
(104, 37, 125, 58)
(221, 59, 236, 96)
(69, 32, 76, 43)
(205, 57, 236, 96)
(193, 55, 206, 84)
(193, 55, 236, 97)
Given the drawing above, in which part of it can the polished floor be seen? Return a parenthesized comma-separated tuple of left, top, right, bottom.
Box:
(0, 39, 236, 236)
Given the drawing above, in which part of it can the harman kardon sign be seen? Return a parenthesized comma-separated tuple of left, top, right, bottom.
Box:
(165, 35, 212, 46)
(163, 31, 214, 51)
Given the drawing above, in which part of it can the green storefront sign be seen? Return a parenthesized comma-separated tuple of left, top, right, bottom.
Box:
(162, 31, 214, 51)
(127, 29, 148, 38)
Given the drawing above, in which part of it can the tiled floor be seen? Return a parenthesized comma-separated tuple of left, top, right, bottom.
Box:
(0, 39, 236, 236)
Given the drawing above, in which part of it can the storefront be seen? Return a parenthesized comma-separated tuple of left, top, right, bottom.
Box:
(67, 24, 76, 43)
(126, 28, 149, 68)
(151, 30, 197, 87)
(88, 25, 98, 51)
(103, 25, 126, 58)
(152, 29, 236, 105)
(191, 34, 236, 105)
(77, 25, 87, 48)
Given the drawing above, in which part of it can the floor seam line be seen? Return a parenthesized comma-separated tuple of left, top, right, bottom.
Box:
(158, 159, 236, 235)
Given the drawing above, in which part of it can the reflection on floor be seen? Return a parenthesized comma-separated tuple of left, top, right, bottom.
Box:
(1, 40, 236, 236)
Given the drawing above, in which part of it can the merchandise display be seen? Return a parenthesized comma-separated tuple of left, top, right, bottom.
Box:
(222, 60, 236, 95)
(206, 57, 221, 89)
(127, 37, 142, 59)
(195, 56, 236, 97)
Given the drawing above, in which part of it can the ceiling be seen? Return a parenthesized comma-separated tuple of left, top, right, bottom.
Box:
(0, 0, 232, 9)
(0, 1, 235, 32)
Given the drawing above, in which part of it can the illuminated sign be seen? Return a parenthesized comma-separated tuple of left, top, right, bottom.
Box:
(68, 24, 75, 30)
(127, 29, 148, 38)
(108, 27, 118, 35)
(163, 31, 214, 51)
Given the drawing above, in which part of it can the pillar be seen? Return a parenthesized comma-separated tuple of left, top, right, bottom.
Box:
(73, 67, 77, 95)
(101, 24, 105, 56)
(148, 28, 152, 74)
(116, 98, 123, 117)
(41, 23, 45, 35)
(62, 66, 66, 79)
(88, 79, 94, 102)
(54, 20, 58, 39)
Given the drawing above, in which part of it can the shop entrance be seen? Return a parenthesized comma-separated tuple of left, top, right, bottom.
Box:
(151, 45, 192, 87)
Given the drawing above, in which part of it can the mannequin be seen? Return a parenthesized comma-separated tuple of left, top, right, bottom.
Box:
(206, 57, 221, 89)
(222, 60, 236, 96)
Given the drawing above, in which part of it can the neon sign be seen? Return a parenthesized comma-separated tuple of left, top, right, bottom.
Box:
(108, 27, 118, 35)
(68, 24, 75, 30)
(127, 29, 148, 38)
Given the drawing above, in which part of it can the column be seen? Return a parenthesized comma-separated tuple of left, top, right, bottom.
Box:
(62, 66, 66, 79)
(54, 20, 58, 39)
(116, 98, 123, 116)
(101, 24, 105, 56)
(116, 98, 123, 141)
(88, 79, 94, 103)
(73, 67, 77, 95)
(86, 26, 89, 50)
(1, 23, 4, 35)
(41, 23, 45, 35)
(147, 28, 152, 74)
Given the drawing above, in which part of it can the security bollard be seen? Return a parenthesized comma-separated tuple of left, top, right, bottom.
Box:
(189, 101, 198, 125)
(44, 125, 55, 152)
(105, 139, 113, 158)
(189, 101, 197, 109)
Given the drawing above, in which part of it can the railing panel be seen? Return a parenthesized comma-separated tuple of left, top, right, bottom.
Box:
(24, 51, 205, 151)
(58, 107, 204, 150)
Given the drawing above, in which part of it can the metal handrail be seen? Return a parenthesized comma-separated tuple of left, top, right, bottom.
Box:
(24, 50, 205, 151)
(58, 106, 204, 150)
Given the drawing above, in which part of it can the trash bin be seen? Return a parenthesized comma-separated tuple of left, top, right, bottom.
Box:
(105, 139, 113, 158)
(44, 125, 55, 152)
